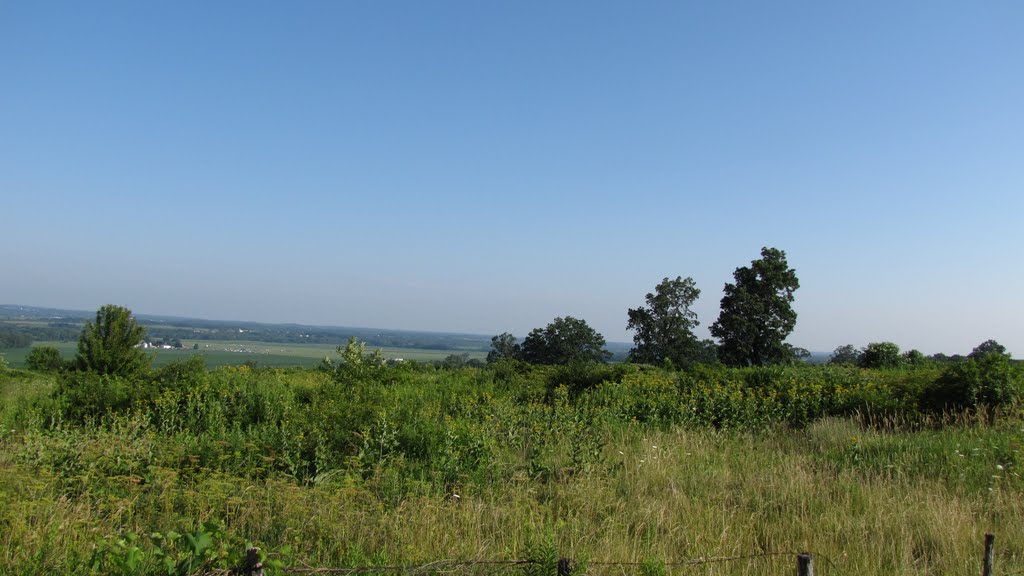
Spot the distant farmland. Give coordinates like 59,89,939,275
2,339,487,369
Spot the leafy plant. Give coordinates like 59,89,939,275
923,353,1022,420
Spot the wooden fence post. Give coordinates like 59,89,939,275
797,553,814,576
983,533,995,576
241,547,264,576
558,558,572,576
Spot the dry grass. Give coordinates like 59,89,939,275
8,419,1018,575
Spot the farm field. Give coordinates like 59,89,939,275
0,358,1022,575
1,340,487,369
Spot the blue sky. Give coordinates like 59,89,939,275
2,1,1021,356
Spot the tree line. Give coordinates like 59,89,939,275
12,246,1012,378
489,247,803,368
486,246,1014,371
7,274,1018,421
828,339,1009,368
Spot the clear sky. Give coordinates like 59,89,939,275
2,1,1021,356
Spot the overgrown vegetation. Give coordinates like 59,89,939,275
1,331,1022,574
2,292,1020,575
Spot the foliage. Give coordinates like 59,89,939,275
0,327,33,349
922,352,1022,417
829,344,861,366
902,349,927,366
3,359,1024,575
547,361,633,398
859,342,903,369
487,332,521,363
522,525,560,576
53,371,145,423
26,346,66,372
74,304,151,377
520,317,611,365
929,352,966,364
87,521,249,576
320,337,386,381
710,247,800,367
627,276,704,367
787,345,811,362
152,354,210,391
970,339,1008,359
436,353,485,369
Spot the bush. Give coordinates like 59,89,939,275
547,361,632,398
152,354,209,392
54,371,145,423
859,342,902,369
25,346,66,372
921,353,1021,419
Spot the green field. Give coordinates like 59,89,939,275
1,340,486,369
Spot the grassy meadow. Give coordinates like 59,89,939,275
0,355,1021,575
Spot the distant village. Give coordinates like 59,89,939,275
139,339,189,350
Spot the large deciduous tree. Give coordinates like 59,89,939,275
970,339,1008,359
487,332,522,363
859,342,902,368
710,247,800,366
627,276,703,367
520,316,611,365
828,344,862,366
74,304,151,377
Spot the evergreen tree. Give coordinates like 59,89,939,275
74,304,150,377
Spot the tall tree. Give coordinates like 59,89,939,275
710,247,800,366
627,276,703,367
828,344,862,366
520,316,611,365
902,349,926,366
74,304,151,377
487,332,522,363
970,339,1008,359
859,342,902,368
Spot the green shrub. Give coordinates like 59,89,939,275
25,346,67,372
859,342,903,369
547,362,632,398
922,353,1021,419
152,354,209,391
54,371,148,423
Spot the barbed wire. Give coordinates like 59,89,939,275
588,550,798,567
197,546,911,576
280,560,538,576
205,550,843,576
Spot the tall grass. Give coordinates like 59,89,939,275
0,360,1021,574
